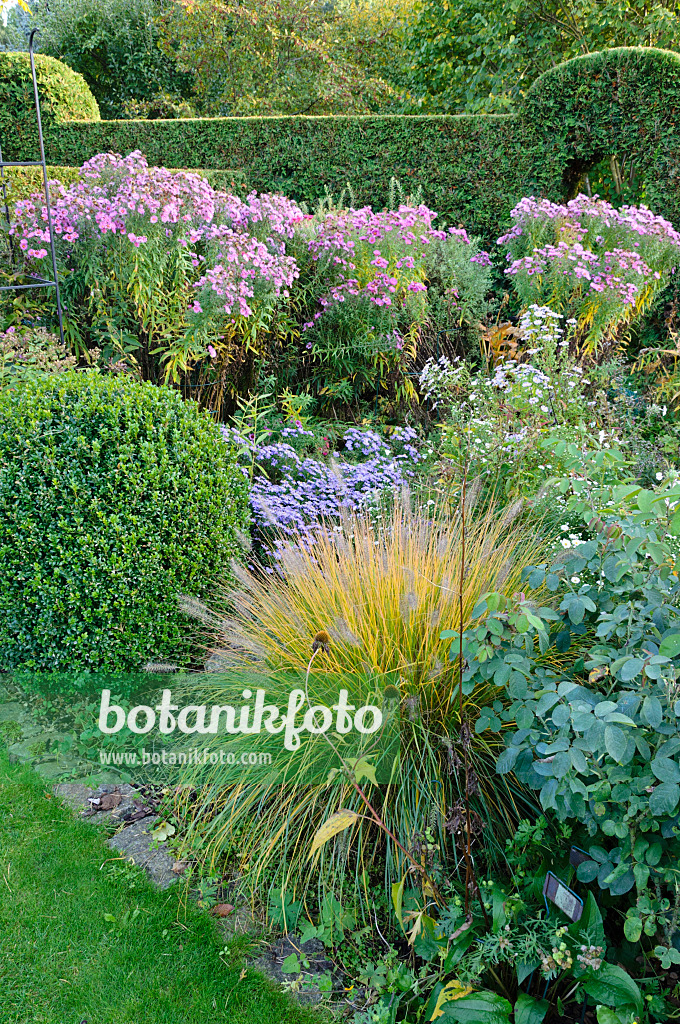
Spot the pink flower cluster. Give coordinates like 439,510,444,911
301,204,461,330
499,193,680,315
506,240,658,304
498,194,680,247
9,150,305,321
307,204,449,261
11,151,220,248
193,224,299,318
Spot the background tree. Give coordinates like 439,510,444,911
405,0,680,114
157,0,409,115
16,0,192,119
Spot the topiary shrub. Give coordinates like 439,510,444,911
0,51,99,161
521,47,680,222
0,373,249,672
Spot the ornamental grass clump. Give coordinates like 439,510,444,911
499,194,680,351
172,500,546,908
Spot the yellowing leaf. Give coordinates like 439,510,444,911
392,876,405,930
150,821,176,842
308,809,360,860
430,979,474,1020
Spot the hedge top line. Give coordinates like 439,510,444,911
1,46,678,237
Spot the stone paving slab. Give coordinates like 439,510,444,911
53,782,95,811
108,818,177,889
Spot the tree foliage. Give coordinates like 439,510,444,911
157,0,410,115
26,0,192,119
406,0,680,113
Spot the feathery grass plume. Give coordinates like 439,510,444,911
331,618,363,647
170,499,547,913
177,594,218,626
143,661,179,673
464,475,483,514
500,498,525,529
234,528,252,553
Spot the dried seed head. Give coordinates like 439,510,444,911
312,630,331,654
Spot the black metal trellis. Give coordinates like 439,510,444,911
0,28,65,345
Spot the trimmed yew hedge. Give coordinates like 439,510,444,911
1,46,679,235
36,113,542,237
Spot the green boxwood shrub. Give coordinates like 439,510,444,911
0,374,249,672
0,51,99,162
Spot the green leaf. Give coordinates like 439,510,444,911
281,952,301,974
535,692,560,715
496,746,519,774
619,658,643,681
636,490,655,513
604,725,627,763
567,598,586,624
660,633,680,657
392,877,405,931
649,782,680,817
582,964,642,1013
651,757,680,783
514,994,548,1024
623,915,643,943
439,990,512,1023
641,695,663,729
576,860,599,883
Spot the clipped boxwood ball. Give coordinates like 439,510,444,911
0,51,99,162
0,374,249,671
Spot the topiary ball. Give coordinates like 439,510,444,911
0,373,249,672
0,51,99,162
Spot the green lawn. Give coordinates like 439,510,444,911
0,750,326,1024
